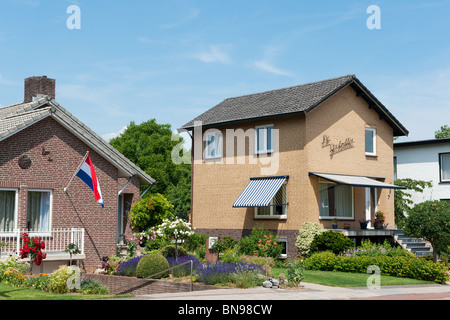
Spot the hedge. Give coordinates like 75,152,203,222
304,251,449,284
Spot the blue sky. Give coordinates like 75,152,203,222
0,0,449,143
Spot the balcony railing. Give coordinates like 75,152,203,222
0,228,85,257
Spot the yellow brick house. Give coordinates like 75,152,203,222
181,75,408,257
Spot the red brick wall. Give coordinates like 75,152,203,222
0,117,141,272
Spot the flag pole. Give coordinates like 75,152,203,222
64,151,89,193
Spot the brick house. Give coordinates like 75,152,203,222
181,75,408,257
0,76,155,273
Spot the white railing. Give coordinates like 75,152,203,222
0,228,85,257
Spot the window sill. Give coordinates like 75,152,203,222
365,153,377,157
319,217,354,221
254,215,287,220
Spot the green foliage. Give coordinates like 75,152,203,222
211,236,237,255
286,258,305,286
304,252,449,284
109,119,191,215
295,222,325,257
48,265,76,293
394,178,432,228
135,254,170,279
129,193,174,230
344,239,413,258
237,227,283,259
435,125,450,139
310,231,354,255
159,245,187,258
79,279,109,295
404,200,450,262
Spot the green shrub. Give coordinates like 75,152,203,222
0,256,29,283
159,244,187,258
48,265,77,293
304,252,450,284
295,222,324,257
286,258,305,286
310,231,354,255
135,254,170,279
79,279,109,294
237,227,283,258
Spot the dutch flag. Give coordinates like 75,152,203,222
76,155,104,208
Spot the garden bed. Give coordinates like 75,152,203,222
82,273,229,296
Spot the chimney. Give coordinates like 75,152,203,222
24,76,56,103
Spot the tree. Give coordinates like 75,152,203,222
403,200,450,262
394,178,432,229
435,125,450,139
129,193,174,231
109,119,191,216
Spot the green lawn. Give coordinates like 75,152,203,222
0,283,132,300
270,268,436,287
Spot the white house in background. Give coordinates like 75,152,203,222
394,138,450,205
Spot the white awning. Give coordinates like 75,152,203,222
309,172,405,189
233,176,288,207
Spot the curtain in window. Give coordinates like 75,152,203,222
334,185,353,217
319,183,352,217
441,154,450,181
27,191,50,232
0,191,15,232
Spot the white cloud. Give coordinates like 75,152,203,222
101,126,127,142
253,60,292,77
194,45,232,64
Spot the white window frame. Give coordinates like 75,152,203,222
0,188,19,235
440,153,450,182
318,181,354,220
254,183,287,219
27,189,53,236
204,131,223,159
365,128,377,156
255,124,274,154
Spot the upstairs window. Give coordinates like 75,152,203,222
255,125,274,154
365,128,376,156
205,131,222,159
440,153,450,182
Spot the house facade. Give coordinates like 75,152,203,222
0,76,155,273
394,138,450,204
182,75,408,257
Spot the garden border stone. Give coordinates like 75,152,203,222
82,273,229,296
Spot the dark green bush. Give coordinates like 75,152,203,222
135,254,170,279
159,244,187,258
304,252,449,284
310,231,354,255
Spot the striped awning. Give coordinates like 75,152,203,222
233,176,288,208
309,172,406,189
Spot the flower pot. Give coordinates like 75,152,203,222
359,223,368,230
332,224,338,229
374,221,383,229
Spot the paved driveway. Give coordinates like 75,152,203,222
123,282,450,300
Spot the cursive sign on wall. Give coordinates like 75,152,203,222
322,135,354,159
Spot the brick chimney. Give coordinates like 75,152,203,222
24,76,56,103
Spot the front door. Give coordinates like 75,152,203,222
365,188,377,229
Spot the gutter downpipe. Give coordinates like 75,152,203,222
117,176,134,245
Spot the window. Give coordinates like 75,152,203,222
393,156,397,180
255,183,287,218
205,131,222,159
0,189,18,233
319,182,353,218
365,128,376,156
440,153,450,182
27,190,52,232
255,125,274,154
